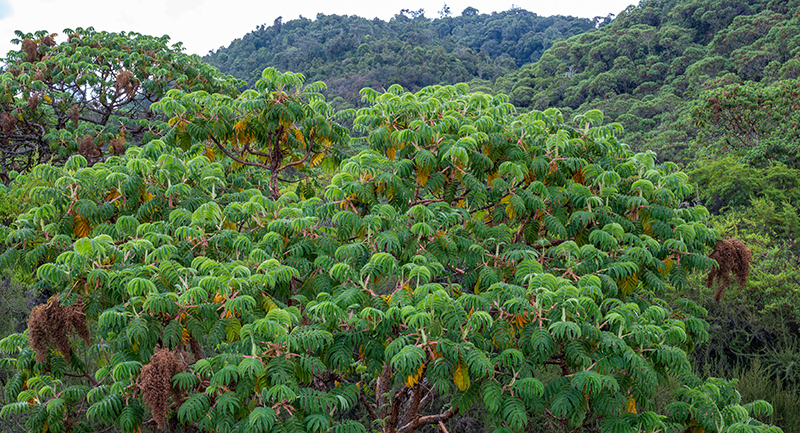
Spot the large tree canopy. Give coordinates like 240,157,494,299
0,80,781,433
0,28,242,181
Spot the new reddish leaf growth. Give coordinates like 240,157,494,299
707,237,752,302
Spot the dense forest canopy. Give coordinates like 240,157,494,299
494,0,800,160
203,9,603,108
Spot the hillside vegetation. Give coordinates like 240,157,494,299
494,0,800,160
203,9,601,108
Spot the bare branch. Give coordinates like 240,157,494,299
396,407,459,433
210,136,270,170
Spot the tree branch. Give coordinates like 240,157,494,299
396,407,459,433
387,387,408,433
210,136,270,170
359,392,378,423
276,149,313,172
63,372,99,387
376,363,392,418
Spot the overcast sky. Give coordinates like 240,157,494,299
0,0,635,59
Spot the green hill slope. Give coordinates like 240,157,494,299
494,0,800,161
203,9,601,107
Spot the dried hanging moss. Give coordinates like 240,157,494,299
27,297,90,363
140,347,185,429
707,237,752,302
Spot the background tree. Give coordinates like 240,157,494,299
693,79,800,168
493,0,800,161
0,28,242,181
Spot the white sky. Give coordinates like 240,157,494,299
0,0,635,59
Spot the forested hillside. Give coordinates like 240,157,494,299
494,0,800,160
203,9,602,107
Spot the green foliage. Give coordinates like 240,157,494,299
694,79,800,167
730,360,800,432
666,377,778,433
0,75,781,433
690,157,800,214
151,67,349,198
674,195,800,432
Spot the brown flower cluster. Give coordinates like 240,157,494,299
27,297,90,363
1,111,17,135
67,104,80,128
109,137,126,156
22,38,38,63
26,94,40,112
115,71,138,97
707,237,752,302
140,348,185,429
78,134,100,158
41,34,56,47
189,338,203,361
